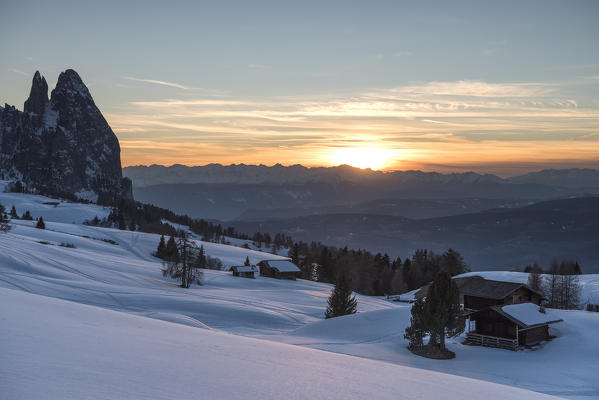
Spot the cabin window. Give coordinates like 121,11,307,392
468,319,476,332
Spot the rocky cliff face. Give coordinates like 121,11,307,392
0,70,132,204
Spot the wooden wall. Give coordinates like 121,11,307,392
520,326,548,346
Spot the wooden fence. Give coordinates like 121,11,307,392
466,332,518,351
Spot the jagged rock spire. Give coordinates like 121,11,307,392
53,69,90,97
1,68,133,205
23,71,48,115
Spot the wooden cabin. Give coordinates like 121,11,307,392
257,260,300,280
410,275,558,351
413,276,545,310
458,277,545,311
467,303,562,350
230,265,258,278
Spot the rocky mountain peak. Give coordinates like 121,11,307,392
0,69,133,205
53,69,90,97
23,70,48,115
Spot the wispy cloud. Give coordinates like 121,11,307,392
10,68,30,76
122,76,191,89
386,80,555,98
107,78,599,172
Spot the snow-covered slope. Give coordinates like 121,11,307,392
0,288,557,400
272,305,599,399
0,218,381,334
1,191,598,398
0,181,111,224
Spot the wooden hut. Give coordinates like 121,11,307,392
458,277,545,311
467,303,562,350
413,276,544,310
230,265,258,278
409,275,559,351
257,260,300,280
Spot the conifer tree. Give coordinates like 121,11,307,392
244,256,251,266
36,216,46,229
439,248,468,276
0,204,10,233
423,271,464,351
290,243,300,265
325,269,358,319
197,245,207,269
318,247,335,283
10,206,18,219
22,210,33,220
404,298,426,349
165,235,178,262
155,235,166,259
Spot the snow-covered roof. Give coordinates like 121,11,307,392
232,266,258,273
493,303,563,328
264,260,300,272
459,277,544,299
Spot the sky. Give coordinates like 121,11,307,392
1,0,598,176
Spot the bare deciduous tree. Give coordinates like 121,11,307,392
162,231,204,288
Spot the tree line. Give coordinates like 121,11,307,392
525,259,583,310
290,243,469,296
87,199,256,243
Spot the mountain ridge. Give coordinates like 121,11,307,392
124,163,599,187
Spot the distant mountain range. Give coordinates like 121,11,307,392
125,163,599,189
124,164,599,220
124,165,599,271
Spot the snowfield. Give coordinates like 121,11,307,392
1,189,598,399
0,288,557,400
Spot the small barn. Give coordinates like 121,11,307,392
467,303,562,350
257,260,300,280
230,265,258,278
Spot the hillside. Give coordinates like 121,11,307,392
1,190,598,398
231,197,599,272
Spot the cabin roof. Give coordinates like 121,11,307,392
490,303,563,329
231,265,258,273
263,260,300,272
458,277,544,300
414,276,544,301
